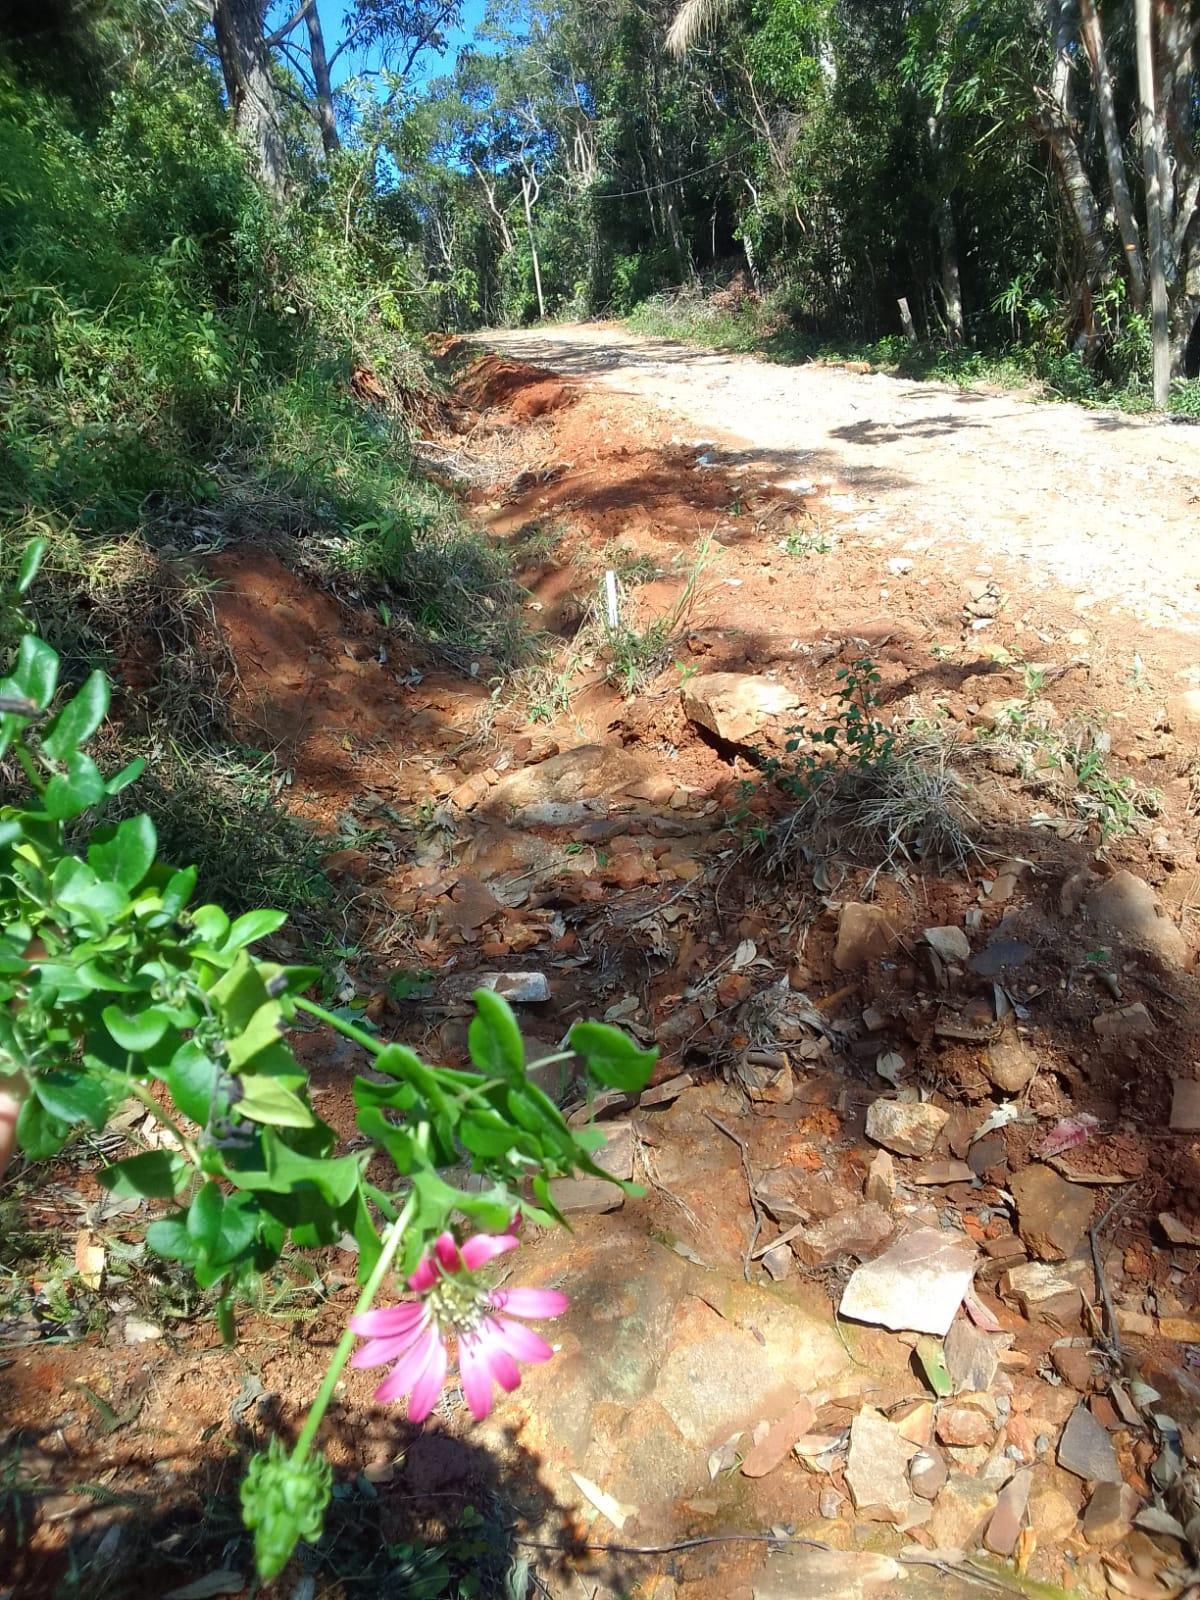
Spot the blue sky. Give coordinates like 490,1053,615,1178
268,0,491,91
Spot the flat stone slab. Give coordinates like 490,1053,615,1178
840,1228,977,1335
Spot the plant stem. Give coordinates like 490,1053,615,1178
294,996,383,1059
292,1189,417,1464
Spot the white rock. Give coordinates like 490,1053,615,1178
924,926,971,962
840,1227,977,1336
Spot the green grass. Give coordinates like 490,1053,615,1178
628,292,1200,417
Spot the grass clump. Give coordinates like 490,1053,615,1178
753,658,978,879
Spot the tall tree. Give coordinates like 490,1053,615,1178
212,0,290,197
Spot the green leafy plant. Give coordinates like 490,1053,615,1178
0,543,656,1581
777,656,896,795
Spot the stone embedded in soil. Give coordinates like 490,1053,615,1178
791,1202,894,1268
845,1405,917,1522
1083,869,1190,969
478,970,550,1003
1082,1481,1141,1546
1051,1342,1097,1392
912,1159,974,1185
834,903,900,972
936,1406,994,1447
839,1227,976,1336
928,1472,998,1549
1029,1484,1079,1543
680,671,803,744
1170,1079,1200,1132
546,1173,625,1214
1092,1002,1157,1042
924,925,971,962
983,1467,1033,1557
944,1317,1005,1393
482,743,653,818
910,1447,949,1500
1001,1260,1084,1322
865,1098,949,1157
864,1150,896,1208
740,1397,815,1478
1165,691,1200,743
753,1548,901,1600
1058,1403,1122,1483
984,1024,1036,1093
1010,1164,1094,1261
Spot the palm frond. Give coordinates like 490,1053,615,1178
665,0,736,55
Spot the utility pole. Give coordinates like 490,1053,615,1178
1135,0,1170,406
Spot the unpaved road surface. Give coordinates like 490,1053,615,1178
481,322,1200,642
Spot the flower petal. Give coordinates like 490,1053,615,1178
479,1334,522,1393
459,1334,496,1421
352,1314,431,1370
459,1232,520,1272
491,1316,554,1365
407,1232,458,1292
374,1325,440,1404
488,1287,568,1320
407,1330,448,1422
350,1301,427,1340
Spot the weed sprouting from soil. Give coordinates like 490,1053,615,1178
593,539,709,696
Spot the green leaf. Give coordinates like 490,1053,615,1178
104,757,144,796
237,1075,315,1129
188,1181,224,1256
17,537,47,596
468,989,525,1080
12,633,58,710
103,1004,171,1053
41,670,109,761
88,814,156,890
44,753,105,820
160,865,198,918
161,1042,221,1126
460,1115,527,1159
914,1335,953,1398
16,1094,70,1158
100,1149,190,1199
146,1216,200,1264
567,1021,658,1093
221,909,287,954
34,1069,111,1128
225,1000,286,1071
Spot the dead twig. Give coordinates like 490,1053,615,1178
705,1114,763,1281
1091,1188,1134,1360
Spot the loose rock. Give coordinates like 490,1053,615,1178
1002,1260,1084,1322
865,1099,949,1158
1082,1481,1141,1546
840,1227,976,1336
478,971,550,1003
1084,870,1189,969
944,1318,1005,1393
1092,1002,1156,1042
983,1467,1033,1557
1170,1079,1200,1133
791,1203,894,1268
845,1406,916,1523
864,1150,896,1208
924,925,971,962
834,903,900,972
984,1024,1037,1093
1058,1403,1122,1483
909,1448,948,1500
928,1472,998,1549
681,672,803,744
936,1406,993,1447
1010,1164,1094,1261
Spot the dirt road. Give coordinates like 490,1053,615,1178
480,322,1200,642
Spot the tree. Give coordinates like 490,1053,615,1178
212,0,290,197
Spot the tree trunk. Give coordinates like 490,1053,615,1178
521,173,546,320
927,106,964,342
1040,0,1109,343
1136,0,1171,403
304,0,340,158
213,0,289,201
1078,0,1147,308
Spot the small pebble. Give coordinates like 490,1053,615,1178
1035,1434,1051,1455
819,1488,843,1519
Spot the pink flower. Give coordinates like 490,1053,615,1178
349,1230,568,1422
